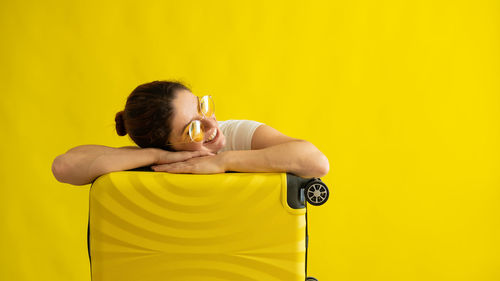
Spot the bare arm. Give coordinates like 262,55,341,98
52,145,213,186
221,140,329,178
222,124,329,178
151,125,330,178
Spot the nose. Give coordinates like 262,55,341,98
201,116,217,134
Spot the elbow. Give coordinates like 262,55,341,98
314,154,330,178
306,141,330,178
297,152,330,179
52,155,95,186
52,155,68,183
295,141,330,178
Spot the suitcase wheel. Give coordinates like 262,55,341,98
305,179,329,206
306,277,319,281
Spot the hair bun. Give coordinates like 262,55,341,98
115,111,127,136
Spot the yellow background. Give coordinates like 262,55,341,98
1,0,499,280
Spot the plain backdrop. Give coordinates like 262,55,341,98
1,0,499,280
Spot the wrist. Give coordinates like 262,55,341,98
218,151,232,172
146,148,161,165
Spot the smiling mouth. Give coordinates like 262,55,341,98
204,129,218,144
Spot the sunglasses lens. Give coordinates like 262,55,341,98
199,96,215,117
188,120,204,142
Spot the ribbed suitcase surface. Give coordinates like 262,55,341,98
89,172,307,281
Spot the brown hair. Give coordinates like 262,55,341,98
115,80,190,151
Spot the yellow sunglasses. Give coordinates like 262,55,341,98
167,95,215,145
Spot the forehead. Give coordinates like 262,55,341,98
174,89,196,106
172,89,198,133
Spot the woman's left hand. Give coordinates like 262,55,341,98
150,153,226,174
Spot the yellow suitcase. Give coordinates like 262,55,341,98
88,171,329,281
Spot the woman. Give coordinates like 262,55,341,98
52,80,329,185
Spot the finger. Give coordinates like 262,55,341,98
152,163,193,173
159,151,199,164
158,150,214,164
174,151,200,162
151,163,172,172
193,151,215,157
175,150,213,160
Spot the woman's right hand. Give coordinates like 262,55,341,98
152,149,215,165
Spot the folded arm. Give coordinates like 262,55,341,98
223,124,329,178
222,139,329,178
52,145,213,185
152,125,330,178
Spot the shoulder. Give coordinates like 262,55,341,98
217,119,265,151
217,119,262,125
251,123,301,150
217,119,264,131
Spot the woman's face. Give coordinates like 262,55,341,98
168,89,226,153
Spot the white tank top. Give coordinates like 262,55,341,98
216,119,264,153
